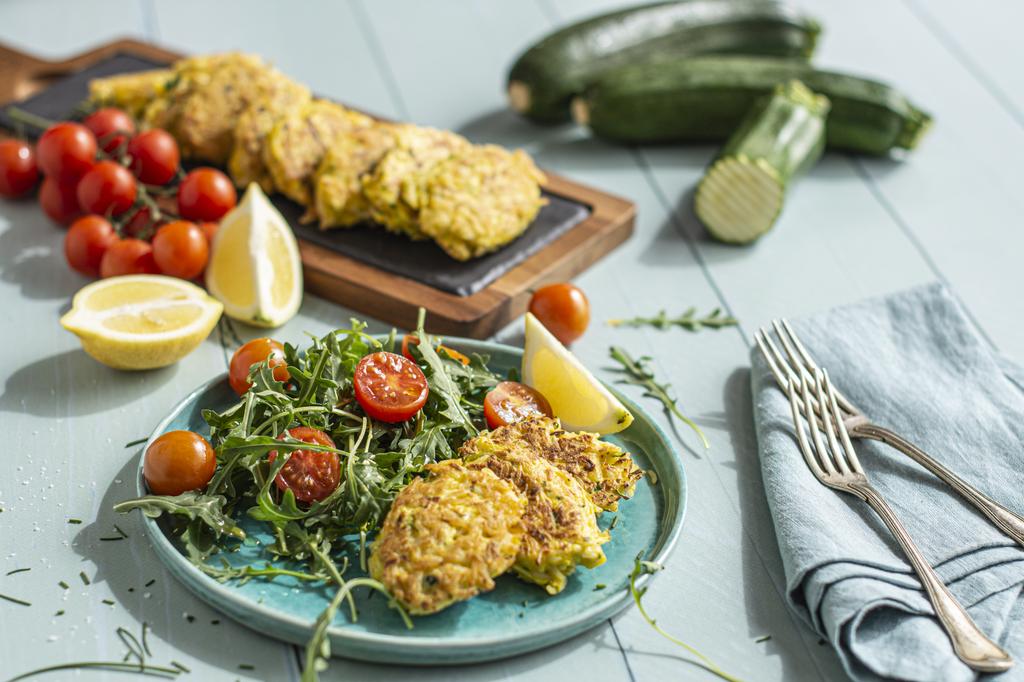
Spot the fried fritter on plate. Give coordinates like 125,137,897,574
89,69,175,118
462,416,642,512
361,125,470,238
313,122,400,229
368,460,526,615
417,145,546,261
228,80,311,190
264,99,374,206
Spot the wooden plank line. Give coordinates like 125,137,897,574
138,0,160,42
607,618,638,682
351,0,410,120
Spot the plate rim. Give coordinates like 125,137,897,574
134,337,687,662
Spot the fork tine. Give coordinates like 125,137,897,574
755,328,795,390
824,369,863,474
780,319,857,415
787,376,827,480
771,319,811,385
800,371,837,475
816,369,852,476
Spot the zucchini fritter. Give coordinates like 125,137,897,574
88,69,175,119
228,80,311,190
368,460,526,615
314,122,400,229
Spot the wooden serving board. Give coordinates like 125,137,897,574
0,38,635,338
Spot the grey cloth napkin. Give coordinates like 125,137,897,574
750,283,1024,681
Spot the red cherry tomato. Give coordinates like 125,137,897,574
144,430,217,496
122,205,156,238
65,215,117,277
152,220,209,279
483,381,554,430
38,176,82,225
0,139,39,198
400,334,471,366
127,129,180,185
76,160,137,215
99,238,159,278
83,108,135,154
36,122,96,181
199,221,218,244
528,283,590,346
177,168,236,221
353,351,429,423
268,427,339,504
228,338,290,395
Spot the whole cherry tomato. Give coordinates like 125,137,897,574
83,108,135,154
99,238,159,278
65,215,117,277
483,381,553,430
228,338,290,395
353,351,429,423
152,220,209,279
144,430,217,496
528,283,590,346
177,168,236,221
199,221,218,244
127,129,179,185
76,160,137,215
400,334,471,366
36,122,96,181
38,176,82,225
0,139,39,198
268,427,339,503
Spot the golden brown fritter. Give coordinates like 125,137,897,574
264,99,374,206
368,460,526,615
465,449,608,595
417,145,546,261
89,69,175,118
361,125,470,238
228,80,311,190
313,122,400,229
461,416,642,512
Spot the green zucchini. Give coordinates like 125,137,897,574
695,80,829,243
507,0,821,124
572,56,933,154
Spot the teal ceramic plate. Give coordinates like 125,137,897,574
135,338,686,665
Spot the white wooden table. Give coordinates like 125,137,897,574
2,1,1021,680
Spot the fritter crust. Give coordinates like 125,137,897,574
368,460,526,615
228,80,311,190
89,69,175,119
313,122,400,229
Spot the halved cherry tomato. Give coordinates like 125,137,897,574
400,334,470,366
152,220,208,279
228,337,290,395
268,427,339,503
36,122,96,181
178,167,236,221
38,176,82,225
127,129,179,185
353,351,429,423
144,430,216,496
0,139,39,198
65,215,117,277
76,160,137,215
99,238,159,278
483,381,553,430
528,283,590,346
83,108,135,154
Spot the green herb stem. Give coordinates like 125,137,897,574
608,307,738,332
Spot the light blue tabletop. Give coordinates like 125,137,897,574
1,1,1021,680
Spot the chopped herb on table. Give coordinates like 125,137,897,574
608,307,737,332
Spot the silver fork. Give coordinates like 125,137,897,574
789,368,1013,672
756,319,1024,548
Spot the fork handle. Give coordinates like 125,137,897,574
855,423,1024,547
850,482,1013,672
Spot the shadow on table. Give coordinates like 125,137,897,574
0,206,83,301
0,348,179,417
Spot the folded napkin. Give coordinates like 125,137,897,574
750,283,1024,681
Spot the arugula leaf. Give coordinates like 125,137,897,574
113,492,244,540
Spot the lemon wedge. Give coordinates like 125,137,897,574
522,312,633,434
205,183,302,327
60,275,222,370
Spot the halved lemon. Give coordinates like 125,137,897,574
205,183,302,327
60,275,222,370
522,312,633,434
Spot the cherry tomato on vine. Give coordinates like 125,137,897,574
0,139,39,198
144,430,217,496
400,334,470,366
483,381,553,430
83,108,135,154
152,220,208,279
122,205,157,238
528,283,590,346
36,122,96,181
127,129,179,185
268,427,339,503
38,176,82,225
353,351,429,423
199,221,218,244
177,167,236,221
65,215,117,277
76,160,137,215
99,238,159,278
228,337,290,396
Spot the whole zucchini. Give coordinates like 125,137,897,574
572,56,933,154
507,0,821,124
695,80,829,243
